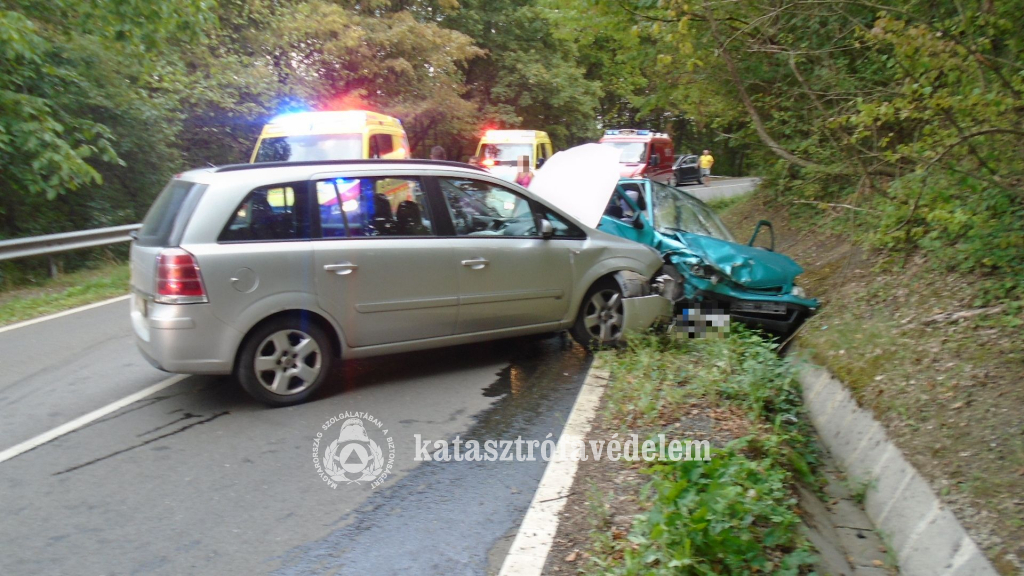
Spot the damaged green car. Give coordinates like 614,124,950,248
598,178,818,335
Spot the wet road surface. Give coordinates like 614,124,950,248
0,300,592,575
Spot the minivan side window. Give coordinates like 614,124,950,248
439,178,539,237
316,180,348,238
219,182,309,242
138,180,202,247
320,176,434,238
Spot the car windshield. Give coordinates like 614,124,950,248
480,143,532,166
254,134,362,163
649,181,735,242
601,142,647,163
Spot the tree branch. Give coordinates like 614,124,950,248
703,1,819,169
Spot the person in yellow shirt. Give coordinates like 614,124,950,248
698,150,714,184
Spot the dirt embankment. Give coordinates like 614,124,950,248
721,194,1024,574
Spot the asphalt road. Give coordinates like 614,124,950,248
679,176,760,202
0,299,591,575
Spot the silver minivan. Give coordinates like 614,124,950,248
131,160,669,405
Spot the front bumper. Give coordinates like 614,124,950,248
623,294,673,333
131,293,241,375
690,290,814,334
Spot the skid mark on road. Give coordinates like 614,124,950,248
53,411,229,476
135,412,202,437
0,375,189,465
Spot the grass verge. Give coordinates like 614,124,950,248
0,261,129,327
581,330,820,574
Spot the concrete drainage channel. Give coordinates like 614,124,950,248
798,364,998,576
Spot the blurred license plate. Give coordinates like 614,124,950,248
135,294,148,317
669,306,730,339
732,301,787,315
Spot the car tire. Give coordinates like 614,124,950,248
570,278,626,349
696,176,704,185
237,316,334,407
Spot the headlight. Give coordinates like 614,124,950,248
688,264,722,284
689,264,712,278
791,285,806,298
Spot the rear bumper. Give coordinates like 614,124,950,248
131,294,241,375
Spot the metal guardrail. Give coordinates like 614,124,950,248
0,224,142,262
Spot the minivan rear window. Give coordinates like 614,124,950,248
137,180,204,247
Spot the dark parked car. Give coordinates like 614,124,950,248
671,154,703,186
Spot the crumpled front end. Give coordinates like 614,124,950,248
654,232,819,335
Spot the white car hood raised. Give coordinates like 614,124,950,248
528,143,620,228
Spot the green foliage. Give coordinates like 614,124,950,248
0,0,605,263
870,170,1024,300
590,331,820,574
564,0,1024,300
0,10,119,201
592,445,817,575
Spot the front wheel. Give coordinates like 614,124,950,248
570,279,625,349
237,317,334,406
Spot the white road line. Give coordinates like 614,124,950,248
0,294,130,335
0,374,189,465
499,367,610,575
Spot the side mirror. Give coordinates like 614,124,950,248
748,220,775,251
630,212,645,230
535,157,545,169
648,154,659,167
539,218,554,239
128,230,139,241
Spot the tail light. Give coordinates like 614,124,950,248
481,158,495,167
155,248,208,304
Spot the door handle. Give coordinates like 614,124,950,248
461,258,489,270
324,262,358,275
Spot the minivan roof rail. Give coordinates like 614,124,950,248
213,159,488,174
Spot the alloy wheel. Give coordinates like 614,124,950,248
253,329,322,395
583,289,624,343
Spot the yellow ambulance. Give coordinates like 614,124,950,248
250,110,410,163
474,130,554,183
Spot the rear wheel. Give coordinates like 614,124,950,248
237,317,334,406
697,175,704,185
570,279,625,349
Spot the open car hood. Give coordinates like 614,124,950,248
528,143,621,228
670,232,805,289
